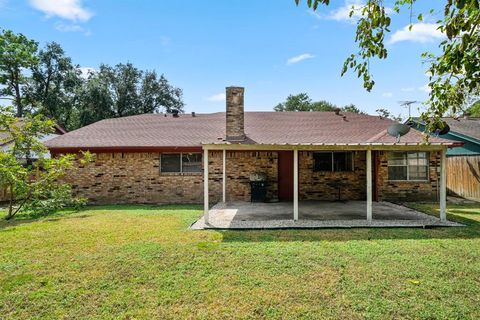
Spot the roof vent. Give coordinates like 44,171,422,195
171,109,180,118
192,112,196,117
334,108,341,115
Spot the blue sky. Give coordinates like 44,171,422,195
1,0,446,118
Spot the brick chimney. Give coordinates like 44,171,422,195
226,86,245,141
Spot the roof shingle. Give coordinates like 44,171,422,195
45,112,456,150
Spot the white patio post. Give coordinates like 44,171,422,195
222,149,226,203
293,149,299,221
440,147,447,221
204,148,209,223
366,149,372,223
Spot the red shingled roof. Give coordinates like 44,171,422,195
45,112,457,151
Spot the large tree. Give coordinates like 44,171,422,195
140,71,184,114
74,73,114,128
1,29,185,129
94,63,184,118
26,42,82,129
274,93,313,111
99,63,142,117
0,29,38,117
274,93,364,113
297,0,480,133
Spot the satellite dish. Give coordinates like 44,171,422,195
433,121,450,136
387,123,411,142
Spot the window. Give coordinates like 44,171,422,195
313,152,353,172
388,152,428,181
181,153,202,172
313,153,332,171
160,153,202,173
161,154,181,172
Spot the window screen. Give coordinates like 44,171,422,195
161,154,181,172
333,152,353,171
314,153,333,171
314,152,353,172
182,153,202,172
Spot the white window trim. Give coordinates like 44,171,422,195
387,152,429,182
313,151,355,172
160,152,202,174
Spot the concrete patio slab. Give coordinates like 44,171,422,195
190,201,462,229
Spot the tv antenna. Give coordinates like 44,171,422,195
387,123,411,143
398,101,420,119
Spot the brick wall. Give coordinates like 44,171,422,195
63,149,440,204
210,151,278,202
377,151,440,202
65,152,205,204
64,151,277,204
299,151,366,201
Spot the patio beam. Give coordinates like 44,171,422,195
366,149,372,223
440,148,447,221
293,149,299,221
203,144,448,152
222,149,226,203
204,148,209,224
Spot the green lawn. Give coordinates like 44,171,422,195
1,203,480,319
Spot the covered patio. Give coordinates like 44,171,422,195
191,201,461,229
198,143,454,229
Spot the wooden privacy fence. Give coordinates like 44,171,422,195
447,155,480,201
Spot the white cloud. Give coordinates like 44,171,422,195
207,93,226,102
382,92,393,98
389,23,444,44
310,1,392,24
401,87,415,92
55,22,91,36
30,0,93,22
329,0,365,22
286,53,315,65
419,84,432,93
78,67,96,79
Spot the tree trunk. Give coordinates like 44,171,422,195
13,73,23,117
6,185,15,220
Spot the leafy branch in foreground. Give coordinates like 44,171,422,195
296,0,480,134
0,107,92,220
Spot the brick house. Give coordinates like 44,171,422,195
45,87,460,223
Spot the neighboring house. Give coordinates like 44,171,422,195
410,117,480,201
0,120,67,202
0,120,67,158
45,87,460,222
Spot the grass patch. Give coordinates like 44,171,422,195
1,203,479,319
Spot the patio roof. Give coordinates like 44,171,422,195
202,148,450,226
